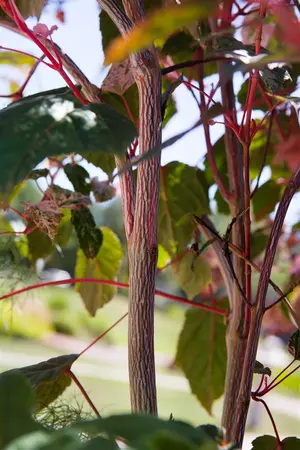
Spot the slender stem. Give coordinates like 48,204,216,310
252,397,282,447
194,215,300,329
258,364,300,396
253,374,266,395
65,369,100,417
197,49,232,202
0,18,101,103
79,313,129,356
156,249,189,274
264,359,295,391
258,82,286,140
233,168,300,445
121,94,136,124
0,277,228,315
217,50,247,449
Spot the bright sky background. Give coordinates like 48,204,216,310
0,0,299,226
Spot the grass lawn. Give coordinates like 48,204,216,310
0,287,300,438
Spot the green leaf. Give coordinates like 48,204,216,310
157,245,170,269
159,162,210,255
162,77,178,126
249,125,290,180
75,414,217,449
212,36,292,93
0,52,35,68
196,425,224,445
214,189,229,215
254,360,271,377
0,86,137,194
105,2,212,64
145,431,201,450
0,373,43,448
252,180,282,221
237,79,267,112
27,226,54,262
281,438,300,449
27,169,50,181
161,31,196,77
102,84,139,124
172,252,211,299
293,221,300,232
288,330,300,360
71,207,103,259
203,137,228,187
64,164,91,195
251,436,300,450
2,354,79,412
81,152,116,179
4,430,79,450
251,435,277,450
5,430,119,450
55,210,73,249
27,210,73,262
176,307,227,414
251,229,269,259
0,0,45,19
75,227,123,315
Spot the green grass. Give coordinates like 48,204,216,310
0,287,185,357
1,287,300,437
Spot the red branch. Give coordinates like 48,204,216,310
79,312,128,356
0,277,228,316
64,368,100,417
0,0,87,103
257,363,300,396
252,396,282,448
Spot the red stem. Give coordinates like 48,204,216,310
258,83,286,140
64,368,100,417
0,46,52,68
121,94,136,124
0,277,228,316
252,396,282,448
258,364,300,396
253,374,266,395
156,249,189,274
264,358,295,391
79,312,128,356
2,0,87,104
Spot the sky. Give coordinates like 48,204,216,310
0,0,299,226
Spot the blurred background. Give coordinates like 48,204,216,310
0,0,300,447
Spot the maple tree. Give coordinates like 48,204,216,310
0,0,300,449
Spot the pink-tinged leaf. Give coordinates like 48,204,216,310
242,9,275,47
101,59,135,96
273,133,300,174
33,23,58,38
270,2,300,51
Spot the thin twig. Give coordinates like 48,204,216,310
194,214,300,324
65,369,100,417
251,111,274,199
0,276,228,316
252,397,282,447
